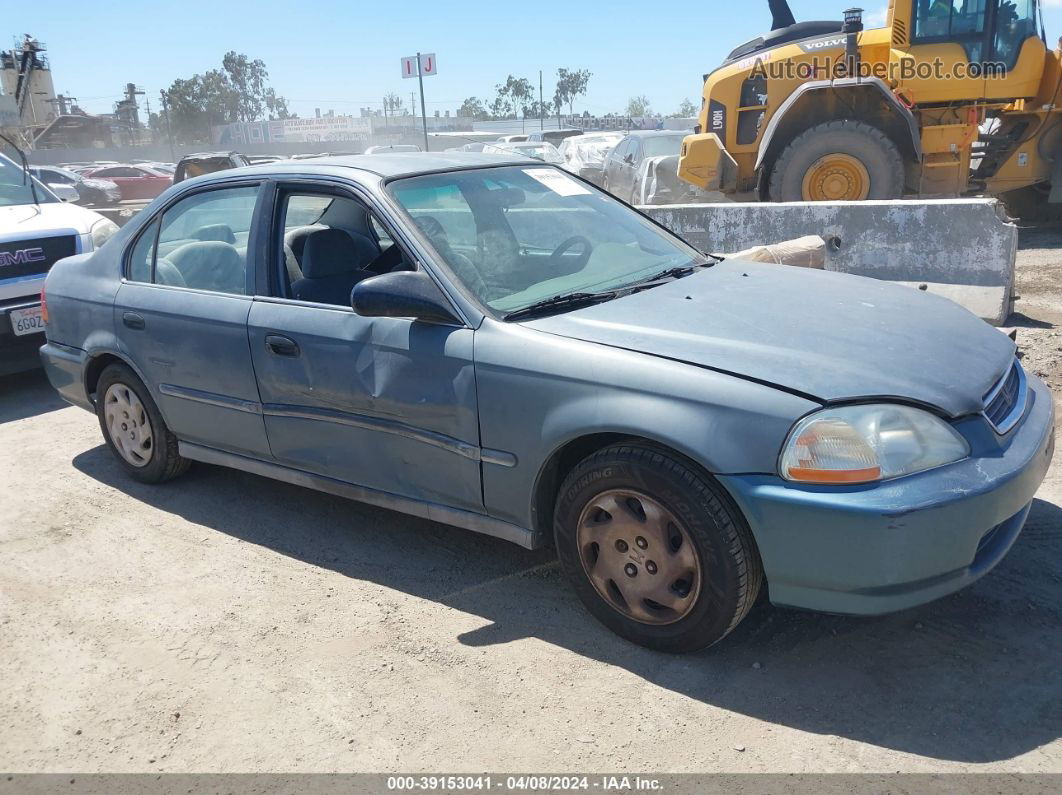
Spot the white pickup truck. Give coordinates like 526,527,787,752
1,152,118,376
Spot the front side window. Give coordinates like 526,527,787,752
914,0,987,39
389,166,703,315
993,0,1037,67
127,185,258,294
275,191,412,305
96,167,140,178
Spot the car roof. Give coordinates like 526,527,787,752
624,130,687,138
224,151,536,180
179,151,241,160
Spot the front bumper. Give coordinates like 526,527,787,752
718,372,1056,615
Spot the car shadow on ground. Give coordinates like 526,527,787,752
1018,224,1062,249
0,368,68,423
1007,311,1055,330
73,444,1062,764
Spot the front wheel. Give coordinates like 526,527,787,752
554,443,763,652
767,119,905,202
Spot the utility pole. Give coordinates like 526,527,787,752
539,70,544,130
160,89,176,162
416,52,429,152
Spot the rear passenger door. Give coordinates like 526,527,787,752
114,182,271,458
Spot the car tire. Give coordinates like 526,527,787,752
767,120,905,202
554,442,763,653
96,362,189,484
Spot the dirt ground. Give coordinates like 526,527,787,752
1,227,1061,774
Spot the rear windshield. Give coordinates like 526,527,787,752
641,136,685,158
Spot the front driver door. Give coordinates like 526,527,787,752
246,183,483,512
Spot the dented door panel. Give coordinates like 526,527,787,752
247,299,482,511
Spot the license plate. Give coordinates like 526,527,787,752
9,306,44,337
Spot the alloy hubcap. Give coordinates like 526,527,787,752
802,153,871,201
103,383,154,467
576,489,701,625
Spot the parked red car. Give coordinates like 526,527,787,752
82,164,172,201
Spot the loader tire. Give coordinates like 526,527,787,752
768,120,905,202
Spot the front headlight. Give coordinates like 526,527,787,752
779,404,970,484
90,218,120,249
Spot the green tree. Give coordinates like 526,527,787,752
526,99,552,119
553,68,592,121
502,76,534,118
383,92,404,117
458,97,487,119
493,75,532,119
161,52,290,143
626,95,652,117
673,98,698,118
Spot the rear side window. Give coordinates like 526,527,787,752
126,185,258,294
96,167,140,177
127,218,159,283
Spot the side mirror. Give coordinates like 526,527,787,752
623,154,635,164
351,270,462,325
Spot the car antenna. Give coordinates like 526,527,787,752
1,132,41,209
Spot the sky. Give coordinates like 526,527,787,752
9,1,1062,120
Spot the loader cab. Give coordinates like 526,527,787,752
893,0,1046,101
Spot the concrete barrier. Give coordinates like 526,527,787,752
642,198,1017,325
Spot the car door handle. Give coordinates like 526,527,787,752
122,312,145,330
264,334,300,357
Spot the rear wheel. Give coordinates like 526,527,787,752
768,120,905,202
96,362,188,484
554,443,763,652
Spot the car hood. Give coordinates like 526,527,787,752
0,201,105,237
524,260,1015,417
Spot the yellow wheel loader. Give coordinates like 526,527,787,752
677,1,1062,218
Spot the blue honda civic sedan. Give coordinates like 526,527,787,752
40,153,1055,651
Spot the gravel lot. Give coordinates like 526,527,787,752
1,227,1060,774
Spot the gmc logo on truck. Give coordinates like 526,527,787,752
0,247,46,267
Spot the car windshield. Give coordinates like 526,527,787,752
0,154,58,207
388,165,703,315
641,135,685,158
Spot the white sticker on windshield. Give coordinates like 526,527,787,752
523,168,591,196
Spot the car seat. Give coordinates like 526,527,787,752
290,228,379,305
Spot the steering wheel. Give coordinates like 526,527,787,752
549,235,593,269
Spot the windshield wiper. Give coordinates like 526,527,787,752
504,291,618,321
626,261,712,291
1,132,40,208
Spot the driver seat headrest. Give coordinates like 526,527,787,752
302,228,379,279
